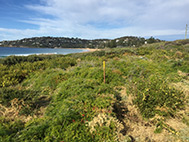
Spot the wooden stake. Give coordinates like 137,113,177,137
103,61,106,83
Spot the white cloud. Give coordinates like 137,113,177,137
1,0,189,40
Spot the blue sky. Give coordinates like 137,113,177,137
0,0,188,41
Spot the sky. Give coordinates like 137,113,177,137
0,0,189,41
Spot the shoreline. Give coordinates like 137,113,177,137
0,46,101,52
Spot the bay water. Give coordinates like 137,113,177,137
0,47,88,58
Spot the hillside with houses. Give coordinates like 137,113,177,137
0,36,161,49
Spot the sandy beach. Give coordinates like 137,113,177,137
67,48,102,53
83,48,102,52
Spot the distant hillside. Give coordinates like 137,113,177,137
0,36,161,49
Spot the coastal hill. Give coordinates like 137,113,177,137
0,39,188,141
0,36,161,48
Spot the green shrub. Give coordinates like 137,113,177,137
133,75,184,118
0,117,24,141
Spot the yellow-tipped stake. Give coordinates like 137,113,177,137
103,61,106,83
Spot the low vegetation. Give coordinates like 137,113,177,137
0,39,188,141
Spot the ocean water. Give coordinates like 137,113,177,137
0,47,88,57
